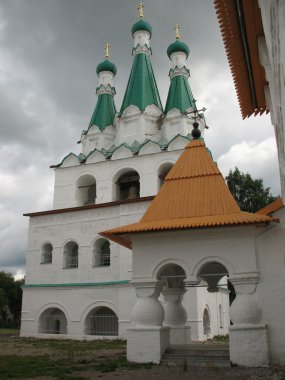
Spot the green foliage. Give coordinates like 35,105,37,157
0,338,153,379
226,167,277,213
209,335,229,343
30,338,126,351
0,271,24,324
0,328,20,334
0,289,8,317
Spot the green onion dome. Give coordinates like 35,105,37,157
96,59,117,76
167,40,190,59
131,19,152,37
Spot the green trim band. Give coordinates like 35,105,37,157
23,280,130,288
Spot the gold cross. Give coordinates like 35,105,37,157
104,42,111,59
138,2,145,19
174,24,180,40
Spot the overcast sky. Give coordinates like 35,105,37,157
0,0,280,278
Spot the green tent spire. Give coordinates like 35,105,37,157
88,44,117,131
119,12,162,115
120,53,162,115
89,92,116,130
165,32,196,115
164,75,196,114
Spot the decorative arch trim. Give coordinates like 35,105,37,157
152,258,191,280
35,302,71,322
191,256,234,278
81,301,118,322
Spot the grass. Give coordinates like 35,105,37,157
0,338,154,379
0,328,19,334
0,354,153,379
29,337,126,351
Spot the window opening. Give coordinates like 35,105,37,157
86,307,118,336
117,171,140,200
63,241,78,269
94,240,110,267
41,243,53,264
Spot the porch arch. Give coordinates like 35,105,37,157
38,307,68,335
191,256,234,279
152,258,190,282
84,306,119,336
156,263,186,289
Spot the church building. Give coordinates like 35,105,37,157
21,8,229,344
21,4,285,368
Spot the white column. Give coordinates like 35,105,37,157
229,277,269,367
162,288,191,345
127,281,170,363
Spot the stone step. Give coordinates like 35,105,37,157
161,344,231,368
166,343,229,351
161,358,231,368
165,349,229,357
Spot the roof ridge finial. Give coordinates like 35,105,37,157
104,42,111,60
138,2,145,19
174,24,180,40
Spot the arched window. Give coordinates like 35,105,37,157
85,307,118,336
93,239,111,267
76,174,96,206
203,307,211,336
41,243,53,264
158,163,173,189
63,241,78,269
39,308,67,334
116,170,140,201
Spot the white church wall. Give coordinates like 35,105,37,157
162,111,194,142
131,227,258,282
255,208,285,365
183,282,230,341
25,200,151,285
114,106,162,147
53,148,184,209
21,284,135,339
258,0,285,203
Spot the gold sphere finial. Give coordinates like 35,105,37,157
174,24,180,40
104,42,111,59
138,2,145,19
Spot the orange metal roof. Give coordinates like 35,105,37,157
256,198,284,215
101,139,273,248
214,0,268,119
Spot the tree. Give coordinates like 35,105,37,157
225,167,277,213
0,288,9,320
0,271,24,323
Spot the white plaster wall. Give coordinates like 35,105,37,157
194,284,229,340
170,51,187,70
258,0,285,203
131,227,258,281
114,105,162,146
162,111,193,141
255,208,285,365
21,285,135,339
53,148,184,209
25,201,151,285
133,30,150,49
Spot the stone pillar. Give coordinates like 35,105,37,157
229,278,269,367
162,288,191,345
127,281,170,363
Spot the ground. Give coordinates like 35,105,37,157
0,331,284,380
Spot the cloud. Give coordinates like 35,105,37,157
217,137,280,195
